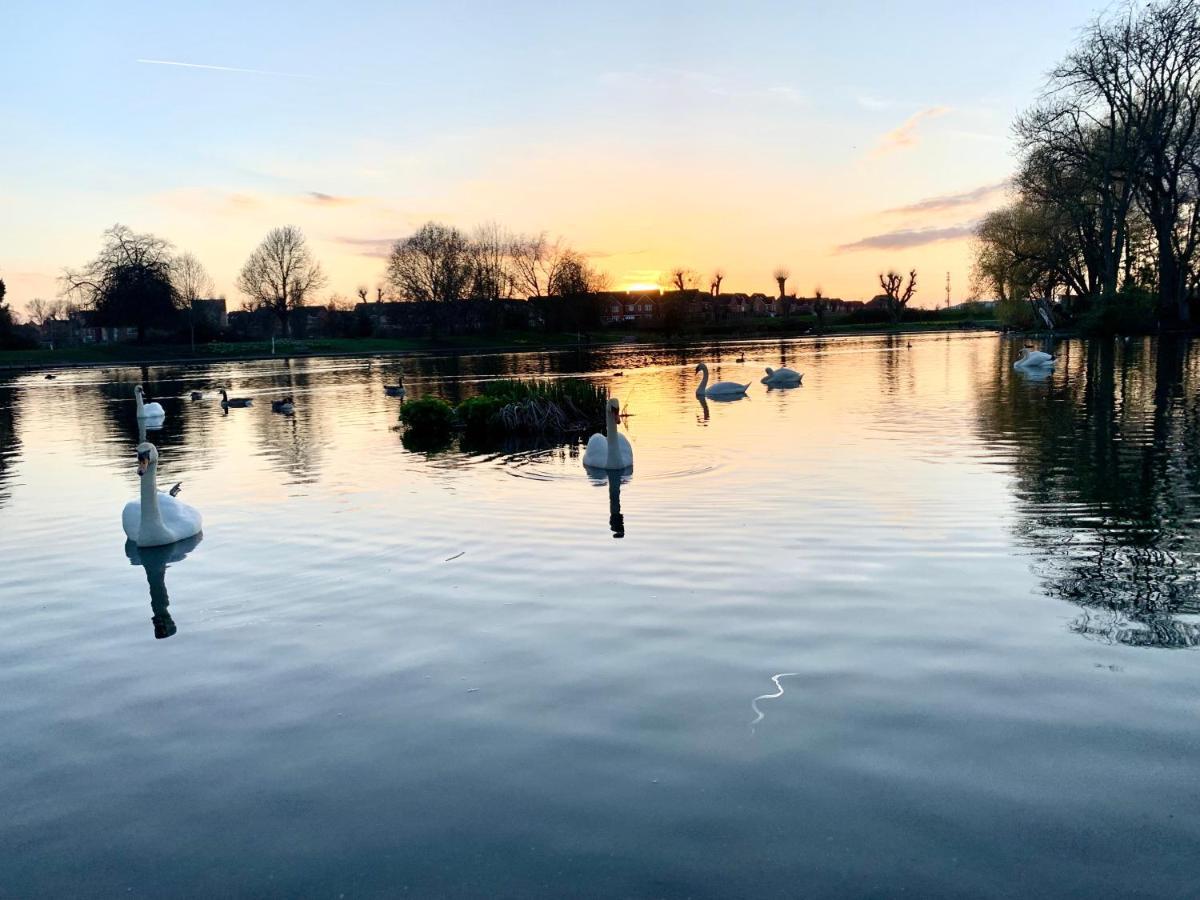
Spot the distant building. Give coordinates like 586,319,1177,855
68,310,137,344
191,297,228,328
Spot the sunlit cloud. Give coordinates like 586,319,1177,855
870,106,951,157
334,236,397,259
886,179,1010,215
837,221,978,253
305,192,357,207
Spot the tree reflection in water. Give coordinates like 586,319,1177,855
978,336,1200,648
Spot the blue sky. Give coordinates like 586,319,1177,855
1,0,1102,307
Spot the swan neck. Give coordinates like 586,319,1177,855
606,409,620,467
135,391,144,414
697,364,709,393
140,460,164,531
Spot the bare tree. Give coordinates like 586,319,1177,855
356,285,369,302
173,254,213,307
773,267,790,299
878,269,918,324
25,298,66,327
710,269,725,296
812,286,829,332
667,268,699,292
509,232,565,298
236,226,326,337
386,221,472,302
62,224,180,343
468,221,516,300
549,250,609,296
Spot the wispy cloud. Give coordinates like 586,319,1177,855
871,106,950,157
335,236,397,258
886,180,1010,215
304,192,357,207
582,247,649,259
837,221,978,253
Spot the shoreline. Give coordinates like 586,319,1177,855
1,320,1002,374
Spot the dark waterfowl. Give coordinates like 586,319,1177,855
220,389,252,408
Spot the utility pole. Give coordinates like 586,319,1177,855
945,272,951,309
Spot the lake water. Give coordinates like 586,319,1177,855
1,332,1198,897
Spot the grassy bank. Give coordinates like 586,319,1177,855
0,319,1001,371
0,331,624,370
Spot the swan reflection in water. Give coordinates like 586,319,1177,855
585,466,632,538
124,533,203,639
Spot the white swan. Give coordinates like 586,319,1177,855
134,385,165,420
761,366,803,387
122,442,203,547
582,398,633,469
695,362,749,398
1013,347,1056,370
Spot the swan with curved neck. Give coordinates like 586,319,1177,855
761,366,803,387
1013,347,1056,370
134,385,165,420
122,442,203,547
695,362,750,398
582,398,634,470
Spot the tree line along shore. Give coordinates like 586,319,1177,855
0,217,991,360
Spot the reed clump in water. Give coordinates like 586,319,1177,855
475,379,608,435
401,379,608,440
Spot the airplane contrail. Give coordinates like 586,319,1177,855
135,58,401,88
137,58,318,79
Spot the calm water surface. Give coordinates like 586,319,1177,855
1,332,1198,897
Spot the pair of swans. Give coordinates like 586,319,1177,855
694,361,803,397
1013,347,1056,370
122,442,203,548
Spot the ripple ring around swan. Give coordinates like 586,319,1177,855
750,673,800,732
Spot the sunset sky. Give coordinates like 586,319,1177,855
2,0,1102,311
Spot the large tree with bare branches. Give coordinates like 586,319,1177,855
509,232,565,299
62,224,180,342
878,269,918,324
386,222,472,303
236,226,326,336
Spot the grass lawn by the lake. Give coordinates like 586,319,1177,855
0,331,627,369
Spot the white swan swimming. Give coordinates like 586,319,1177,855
384,378,406,398
1013,347,1056,370
761,366,803,387
582,398,634,469
695,362,749,398
134,385,165,420
122,442,203,547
